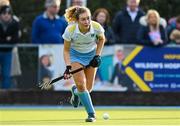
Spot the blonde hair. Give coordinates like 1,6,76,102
146,9,160,29
0,0,10,8
64,6,91,23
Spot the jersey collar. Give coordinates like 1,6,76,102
43,12,60,19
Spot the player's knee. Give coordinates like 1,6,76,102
76,84,86,92
76,80,86,91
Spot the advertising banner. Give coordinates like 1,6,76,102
123,46,180,92
38,45,180,92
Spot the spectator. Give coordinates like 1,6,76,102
0,5,21,89
167,15,180,44
170,29,180,44
66,0,87,8
112,0,145,44
140,15,167,29
110,49,135,91
92,8,115,45
32,0,67,44
137,9,168,46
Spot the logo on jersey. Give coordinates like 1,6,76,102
91,34,95,37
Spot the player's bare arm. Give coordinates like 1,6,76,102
63,40,71,66
96,33,106,56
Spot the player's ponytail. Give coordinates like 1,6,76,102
64,6,91,23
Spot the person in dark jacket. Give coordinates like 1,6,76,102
92,8,115,45
112,0,145,44
0,5,20,89
137,9,168,46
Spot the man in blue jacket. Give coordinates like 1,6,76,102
32,0,67,44
112,0,145,44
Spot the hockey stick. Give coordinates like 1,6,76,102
39,65,90,89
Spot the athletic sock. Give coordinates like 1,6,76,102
74,87,78,95
77,90,95,115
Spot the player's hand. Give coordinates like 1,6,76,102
89,55,101,68
63,65,72,79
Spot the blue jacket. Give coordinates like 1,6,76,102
32,13,67,44
112,8,145,44
137,25,168,46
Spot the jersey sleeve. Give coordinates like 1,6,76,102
97,24,105,36
92,21,105,36
62,27,72,41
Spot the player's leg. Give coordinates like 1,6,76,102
70,62,85,108
84,67,97,92
71,62,96,122
83,67,97,122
